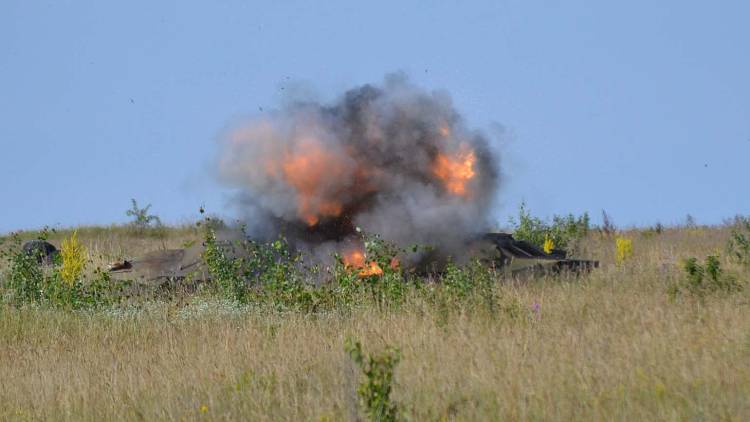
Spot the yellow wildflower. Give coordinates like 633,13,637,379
199,404,209,413
60,230,87,285
615,237,633,266
543,234,555,254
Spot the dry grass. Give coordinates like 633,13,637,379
1,226,749,420
3,225,202,270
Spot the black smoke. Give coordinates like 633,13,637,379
218,74,500,263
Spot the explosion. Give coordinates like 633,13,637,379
218,74,499,264
278,138,347,226
432,145,477,197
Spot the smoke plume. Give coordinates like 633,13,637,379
218,74,499,265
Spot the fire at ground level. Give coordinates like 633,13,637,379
97,232,598,287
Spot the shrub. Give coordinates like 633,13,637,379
510,202,590,252
321,229,409,311
345,338,401,422
671,255,742,298
510,203,548,248
356,231,407,309
441,261,473,300
126,198,162,231
203,228,246,303
1,233,45,304
727,216,750,267
441,260,492,301
202,222,317,311
433,259,501,321
0,232,121,309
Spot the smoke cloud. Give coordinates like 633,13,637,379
217,74,500,264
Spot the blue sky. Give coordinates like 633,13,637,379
1,1,748,233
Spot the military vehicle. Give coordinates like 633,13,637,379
108,242,212,287
107,233,597,286
467,233,598,275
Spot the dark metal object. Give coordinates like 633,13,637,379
473,233,598,275
108,242,210,286
22,240,59,265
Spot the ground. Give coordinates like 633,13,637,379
0,225,748,420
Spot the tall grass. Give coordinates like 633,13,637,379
0,223,748,420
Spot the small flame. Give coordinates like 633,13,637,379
359,261,384,277
342,249,386,277
432,145,476,197
343,249,366,268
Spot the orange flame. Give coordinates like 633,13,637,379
279,138,346,226
432,145,476,197
343,249,366,268
342,249,385,277
358,261,384,277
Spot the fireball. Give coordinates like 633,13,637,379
432,145,477,197
278,138,349,226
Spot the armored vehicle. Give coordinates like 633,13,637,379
108,233,597,285
468,233,598,275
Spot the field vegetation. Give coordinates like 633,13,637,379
1,212,749,420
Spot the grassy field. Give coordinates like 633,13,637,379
1,224,749,420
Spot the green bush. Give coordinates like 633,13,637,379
203,228,247,303
441,260,492,301
355,231,407,309
670,255,742,298
727,216,750,267
0,232,122,309
1,233,45,304
509,202,590,252
345,338,401,422
202,223,320,312
126,199,162,232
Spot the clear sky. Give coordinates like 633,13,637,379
1,1,748,234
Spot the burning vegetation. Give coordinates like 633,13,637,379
218,74,499,265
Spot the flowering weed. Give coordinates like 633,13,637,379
60,230,87,286
615,237,633,266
